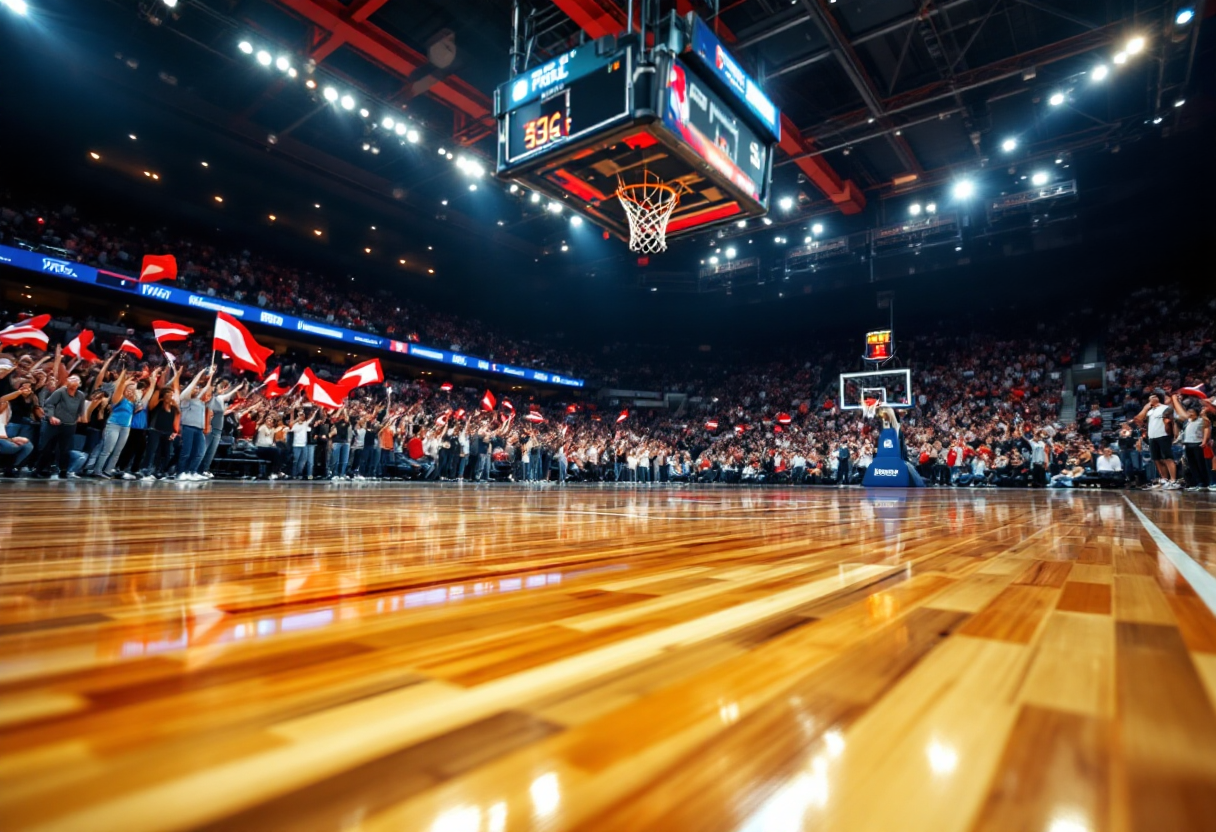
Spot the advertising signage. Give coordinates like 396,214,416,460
0,244,583,388
687,14,781,142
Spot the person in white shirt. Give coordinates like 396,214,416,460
1095,446,1123,474
1135,393,1178,489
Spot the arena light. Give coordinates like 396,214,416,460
89,151,100,160
725,247,737,259
778,196,794,211
1031,171,1049,186
1048,92,1065,106
359,107,370,118
952,179,975,200
468,184,477,192
925,202,936,214
1175,98,1185,108
382,116,395,130
547,201,563,214
163,0,177,7
394,122,406,136
1113,51,1128,65
406,129,420,143
1001,137,1017,152
339,94,355,111
709,256,719,265
288,67,298,79
812,222,824,235
275,56,290,72
803,235,812,244
530,192,541,204
200,161,209,167
268,214,276,221
1090,64,1109,82
1176,8,1194,25
908,203,922,216
560,244,569,252
213,195,223,203
762,217,773,225
322,86,338,102
1125,35,1145,55
256,50,272,67
736,220,747,228
437,146,446,155
509,184,519,194
313,229,322,236
570,215,583,227
238,41,253,55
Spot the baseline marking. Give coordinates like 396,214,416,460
1123,495,1216,616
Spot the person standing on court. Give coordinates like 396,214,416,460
1134,392,1180,490
36,374,88,478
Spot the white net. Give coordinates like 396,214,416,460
617,172,681,254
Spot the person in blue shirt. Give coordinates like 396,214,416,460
92,366,159,479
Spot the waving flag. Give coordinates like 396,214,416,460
1177,385,1207,399
213,312,273,375
524,411,546,423
481,389,497,411
301,368,349,411
64,330,99,362
616,409,629,424
566,404,577,414
264,366,281,386
501,398,514,413
338,358,384,390
440,382,453,392
262,367,289,398
776,412,792,425
453,408,466,421
0,315,50,350
705,420,719,431
119,340,144,359
152,320,194,346
735,424,748,435
139,254,178,283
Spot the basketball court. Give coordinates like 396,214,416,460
1,483,1214,831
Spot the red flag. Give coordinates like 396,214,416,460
64,330,99,362
705,419,719,431
152,320,194,346
119,340,144,359
566,404,577,414
735,424,747,434
264,366,281,385
0,315,51,350
524,411,546,423
213,312,273,375
302,368,349,410
440,382,453,392
616,409,629,424
776,412,792,425
435,410,452,427
453,408,466,421
481,389,497,411
139,254,178,283
1177,385,1207,398
501,398,514,413
773,425,784,433
338,359,384,390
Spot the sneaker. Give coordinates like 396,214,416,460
1186,486,1204,492
66,472,81,480
122,472,136,480
141,474,157,482
1209,484,1216,491
1148,481,1164,489
204,472,214,480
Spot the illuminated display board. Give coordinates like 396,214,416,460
865,330,893,360
687,14,780,142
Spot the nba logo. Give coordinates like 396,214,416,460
511,79,529,103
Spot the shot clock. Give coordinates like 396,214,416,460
864,330,894,361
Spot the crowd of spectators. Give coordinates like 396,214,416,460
2,197,1213,492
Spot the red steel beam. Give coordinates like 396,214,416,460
675,0,864,213
551,0,629,38
274,0,493,130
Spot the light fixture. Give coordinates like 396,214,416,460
268,214,276,221
275,56,290,72
1031,171,1049,186
288,67,298,78
323,86,338,102
395,122,407,136
952,179,975,200
1090,64,1109,82
441,199,448,206
238,41,254,55
406,129,420,144
560,244,569,252
725,247,737,259
359,107,370,118
340,94,355,111
314,203,321,208
305,78,317,89
530,192,541,204
370,225,376,230
762,217,773,225
709,256,719,265
469,184,477,192
1176,8,1195,26
1152,116,1164,124
570,215,583,227
129,134,137,140
1048,92,1065,106
736,220,747,228
427,268,435,274
547,202,563,213
446,152,453,160
509,183,519,194
1126,35,1145,55
89,152,101,160
163,0,177,8
2,0,28,16
1113,51,1128,65
143,170,152,177
778,196,794,211
811,222,824,234
803,235,812,244
313,229,322,236
1001,137,1017,152
213,195,223,203
364,247,371,254
909,202,922,216
398,258,406,265
256,50,272,67
1175,98,1185,108
382,116,395,130
925,202,936,214
437,147,446,155
200,161,209,168
151,173,159,180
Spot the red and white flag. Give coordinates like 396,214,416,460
440,382,453,392
501,398,514,413
139,254,178,283
481,389,497,411
262,367,289,398
616,409,629,424
776,412,792,425
64,330,100,362
1177,385,1207,399
301,368,349,411
119,340,144,359
705,419,719,430
337,358,384,390
213,312,273,375
524,411,546,423
264,366,281,386
453,408,467,421
735,424,747,435
566,404,577,414
0,314,51,350
152,320,194,346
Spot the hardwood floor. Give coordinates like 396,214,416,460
0,483,1214,832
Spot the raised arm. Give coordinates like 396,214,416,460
93,354,115,392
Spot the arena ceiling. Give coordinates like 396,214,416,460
1,0,1211,307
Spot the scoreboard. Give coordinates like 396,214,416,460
498,47,633,167
865,330,894,361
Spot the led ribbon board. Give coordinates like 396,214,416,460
687,14,780,143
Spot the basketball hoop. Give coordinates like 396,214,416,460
861,397,880,419
617,171,681,254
